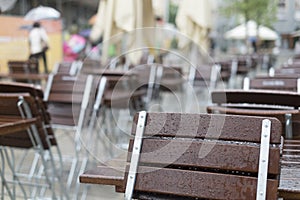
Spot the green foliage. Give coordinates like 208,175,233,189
168,2,178,25
221,0,278,27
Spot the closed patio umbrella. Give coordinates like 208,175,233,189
175,0,213,52
90,0,155,64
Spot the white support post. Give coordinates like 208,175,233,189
256,119,271,200
125,111,147,200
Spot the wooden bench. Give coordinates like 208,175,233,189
207,90,300,139
80,112,282,199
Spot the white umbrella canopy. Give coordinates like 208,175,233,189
24,6,61,21
0,0,17,12
225,20,278,41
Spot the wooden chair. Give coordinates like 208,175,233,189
207,90,300,139
268,65,300,78
52,61,81,75
80,111,282,199
44,73,96,185
0,92,68,199
243,76,300,92
44,73,109,198
7,60,39,83
188,64,221,89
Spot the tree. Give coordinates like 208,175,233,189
221,0,278,26
221,0,278,52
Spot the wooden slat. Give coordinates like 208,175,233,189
132,113,282,144
206,105,299,116
48,93,83,103
211,90,300,108
0,117,36,136
131,166,278,200
80,166,124,187
250,77,298,91
128,138,281,175
0,73,48,81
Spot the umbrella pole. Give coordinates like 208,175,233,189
102,0,114,63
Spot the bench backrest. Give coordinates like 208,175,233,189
124,112,282,199
244,76,300,92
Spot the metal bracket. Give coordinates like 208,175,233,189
125,111,147,200
297,78,300,93
256,119,271,200
243,77,250,90
285,113,293,139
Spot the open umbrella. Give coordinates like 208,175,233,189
24,6,60,21
224,21,279,41
0,0,17,12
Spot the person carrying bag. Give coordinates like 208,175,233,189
28,21,49,73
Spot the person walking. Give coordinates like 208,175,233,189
28,21,49,73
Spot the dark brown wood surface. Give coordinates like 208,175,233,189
80,112,284,199
211,90,300,108
0,117,36,136
249,76,299,92
132,112,282,143
128,138,281,175
131,166,278,200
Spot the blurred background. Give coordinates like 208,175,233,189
1,0,300,73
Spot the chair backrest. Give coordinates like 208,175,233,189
243,76,300,93
213,60,231,82
210,90,300,109
44,73,94,128
124,112,282,199
52,61,81,75
0,92,51,149
7,60,39,82
0,82,56,146
189,64,221,89
208,90,300,139
155,65,184,92
274,67,300,77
